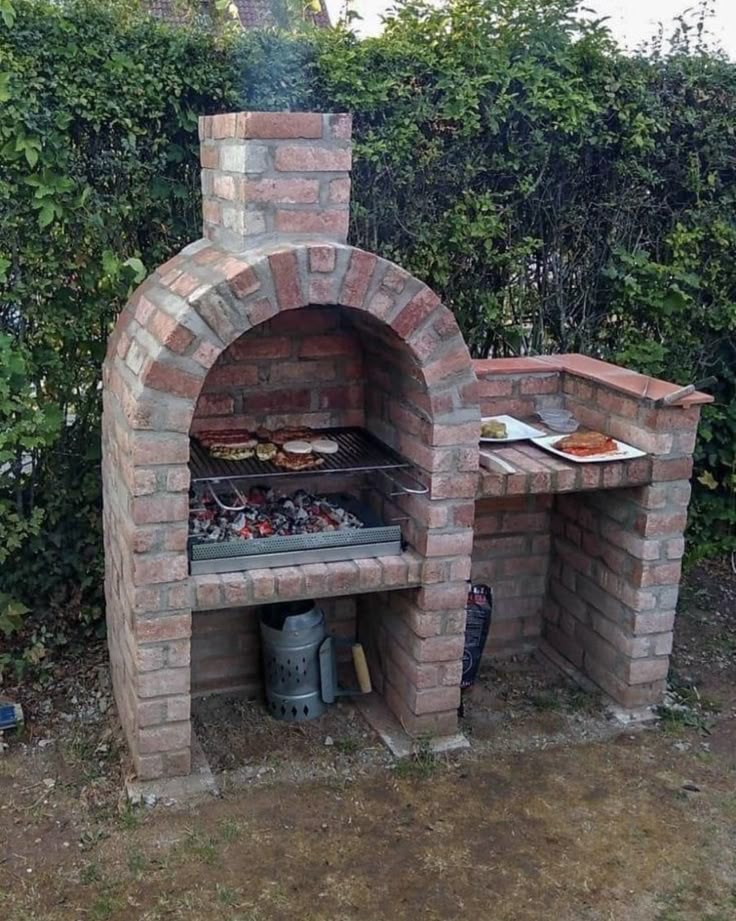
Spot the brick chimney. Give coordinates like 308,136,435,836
198,111,352,251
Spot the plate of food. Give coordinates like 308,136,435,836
530,431,647,463
480,415,545,443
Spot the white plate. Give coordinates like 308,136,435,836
530,434,647,464
480,415,546,443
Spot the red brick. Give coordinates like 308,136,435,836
241,178,319,204
169,273,201,298
423,347,472,384
195,393,234,416
191,340,221,370
309,277,336,304
268,250,303,310
270,360,337,384
413,685,461,715
274,210,349,238
423,530,475,557
209,113,237,138
229,336,292,360
340,250,377,308
147,311,195,355
139,722,191,755
629,560,682,587
213,174,236,200
134,554,188,586
200,145,218,169
627,657,670,684
520,374,559,395
366,290,395,320
202,363,258,388
391,288,441,339
476,377,514,397
143,361,202,400
228,266,261,300
299,333,359,359
240,111,323,139
275,145,352,172
132,434,189,466
202,199,221,224
247,297,279,327
134,294,157,326
634,510,689,538
412,633,465,663
430,475,478,499
317,384,363,410
308,245,336,273
243,388,311,412
133,495,188,525
329,178,351,203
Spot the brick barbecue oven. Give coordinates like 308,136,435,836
102,111,711,781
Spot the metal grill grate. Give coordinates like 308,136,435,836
189,427,409,484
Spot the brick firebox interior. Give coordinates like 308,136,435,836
101,111,710,780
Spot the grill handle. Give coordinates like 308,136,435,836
376,467,429,496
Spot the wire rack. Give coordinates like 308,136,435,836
189,427,410,484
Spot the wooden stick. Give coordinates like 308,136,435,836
352,644,372,694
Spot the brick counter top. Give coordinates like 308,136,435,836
477,442,653,498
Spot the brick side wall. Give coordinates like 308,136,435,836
191,597,357,696
474,364,563,418
191,306,365,434
472,496,552,656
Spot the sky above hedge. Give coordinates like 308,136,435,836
324,0,736,57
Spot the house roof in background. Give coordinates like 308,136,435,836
147,0,331,29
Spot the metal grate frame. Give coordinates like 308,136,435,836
189,427,408,484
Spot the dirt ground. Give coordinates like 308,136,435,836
1,561,735,921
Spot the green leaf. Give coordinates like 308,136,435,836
37,204,55,227
124,256,147,283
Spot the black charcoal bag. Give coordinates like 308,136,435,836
461,584,493,689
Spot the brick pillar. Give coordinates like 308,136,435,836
545,381,705,709
198,111,352,251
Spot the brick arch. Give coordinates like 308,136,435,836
106,240,477,432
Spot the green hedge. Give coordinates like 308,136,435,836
1,0,734,666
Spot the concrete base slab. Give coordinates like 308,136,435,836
536,640,658,727
356,692,470,758
127,732,219,806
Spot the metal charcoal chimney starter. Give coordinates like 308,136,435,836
259,602,328,722
102,109,707,784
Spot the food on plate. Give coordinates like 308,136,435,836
480,420,508,439
554,431,618,457
273,451,325,472
255,427,273,441
255,442,277,462
283,440,313,455
311,437,339,455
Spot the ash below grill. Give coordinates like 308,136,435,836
189,495,402,574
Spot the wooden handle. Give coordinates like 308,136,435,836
352,644,372,694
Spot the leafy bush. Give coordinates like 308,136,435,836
0,0,734,663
